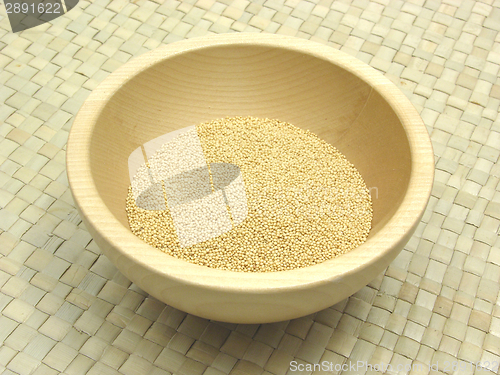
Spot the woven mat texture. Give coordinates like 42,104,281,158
1,0,500,374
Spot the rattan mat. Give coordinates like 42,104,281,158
1,0,500,374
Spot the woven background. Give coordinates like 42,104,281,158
1,0,500,374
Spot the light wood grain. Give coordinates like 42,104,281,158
66,33,434,324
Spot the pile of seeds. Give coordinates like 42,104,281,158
126,116,373,272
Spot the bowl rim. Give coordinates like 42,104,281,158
67,33,434,292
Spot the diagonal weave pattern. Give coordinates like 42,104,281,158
0,0,500,374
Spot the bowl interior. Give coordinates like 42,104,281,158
89,44,411,242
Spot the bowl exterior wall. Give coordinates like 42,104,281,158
77,204,416,323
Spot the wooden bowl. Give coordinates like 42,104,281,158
67,34,434,324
